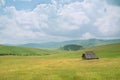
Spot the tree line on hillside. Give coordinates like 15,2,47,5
61,44,83,51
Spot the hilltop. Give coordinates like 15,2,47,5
0,43,120,80
43,43,120,59
0,43,120,58
17,39,120,48
0,45,60,56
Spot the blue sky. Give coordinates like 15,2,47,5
5,0,51,10
0,0,120,44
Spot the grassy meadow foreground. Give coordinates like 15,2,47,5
0,43,120,80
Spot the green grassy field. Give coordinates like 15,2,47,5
43,43,120,59
0,45,61,56
0,43,120,80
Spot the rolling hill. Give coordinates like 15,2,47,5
43,43,120,59
0,45,60,56
0,43,120,58
17,39,120,48
0,43,120,80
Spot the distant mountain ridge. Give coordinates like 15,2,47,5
13,39,120,49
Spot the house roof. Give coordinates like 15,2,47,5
83,51,99,59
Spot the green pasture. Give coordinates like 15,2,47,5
0,43,120,80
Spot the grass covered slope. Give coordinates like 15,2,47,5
43,43,120,58
0,43,120,58
0,45,60,56
87,43,120,58
0,43,120,80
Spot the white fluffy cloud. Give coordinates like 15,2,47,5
94,3,120,35
58,1,89,29
0,6,49,43
82,32,95,39
0,4,72,43
95,15,120,35
0,0,120,44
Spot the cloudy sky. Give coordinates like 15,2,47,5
0,0,120,44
